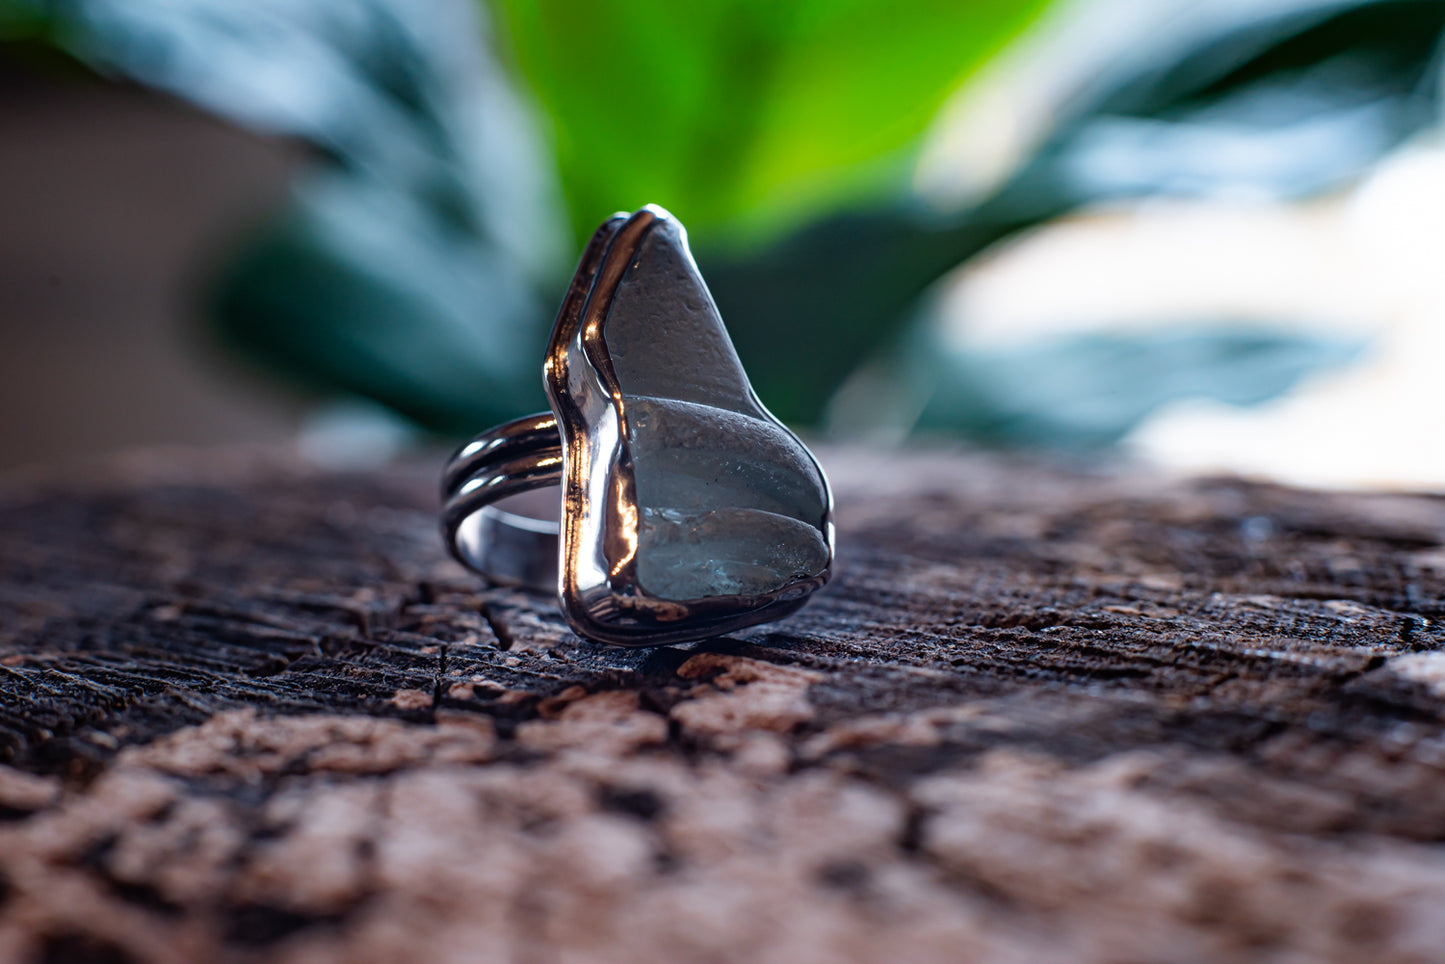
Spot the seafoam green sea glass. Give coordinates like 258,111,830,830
601,218,831,602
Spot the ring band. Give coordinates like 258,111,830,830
442,413,563,592
442,204,834,646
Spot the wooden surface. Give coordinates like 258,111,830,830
3,446,1445,963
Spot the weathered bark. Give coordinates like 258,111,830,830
1,445,1444,963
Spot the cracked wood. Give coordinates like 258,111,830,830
1,447,1445,963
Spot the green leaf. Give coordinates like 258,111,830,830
210,173,553,433
864,325,1369,449
706,208,1032,426
996,0,1445,217
0,0,45,35
708,0,1445,429
18,0,1438,444
26,0,570,432
489,0,1051,241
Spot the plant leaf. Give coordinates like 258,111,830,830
871,324,1369,449
997,0,1445,217
11,0,1438,441
707,0,1445,428
489,0,1051,242
210,173,554,432
21,0,569,432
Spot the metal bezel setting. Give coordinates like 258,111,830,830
443,205,834,647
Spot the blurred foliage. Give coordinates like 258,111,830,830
997,0,1445,215
489,0,1050,242
1,0,570,431
833,324,1368,449
716,0,1445,430
0,1,39,32
3,0,1443,445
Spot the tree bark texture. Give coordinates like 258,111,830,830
2,446,1445,963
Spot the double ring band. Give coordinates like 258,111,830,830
442,205,834,647
442,412,562,594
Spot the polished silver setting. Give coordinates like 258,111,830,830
443,205,834,646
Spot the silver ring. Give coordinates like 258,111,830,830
442,205,834,646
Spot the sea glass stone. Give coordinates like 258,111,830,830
600,218,830,601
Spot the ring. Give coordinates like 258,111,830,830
442,204,835,646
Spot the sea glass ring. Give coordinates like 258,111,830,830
442,205,834,646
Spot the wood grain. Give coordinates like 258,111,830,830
1,446,1444,963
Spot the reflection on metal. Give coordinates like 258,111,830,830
443,205,834,646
